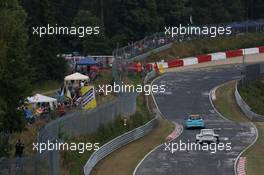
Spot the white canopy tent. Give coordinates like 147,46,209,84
27,94,58,109
64,72,89,82
64,72,90,88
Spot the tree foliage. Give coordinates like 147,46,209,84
0,0,31,134
20,0,264,68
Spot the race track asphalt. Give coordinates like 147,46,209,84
135,64,256,175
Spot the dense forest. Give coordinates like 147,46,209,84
19,0,264,82
0,0,264,141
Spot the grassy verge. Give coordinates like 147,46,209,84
33,80,61,96
8,110,65,156
239,79,264,115
94,69,115,106
123,72,144,86
60,94,152,175
8,120,51,157
94,70,113,86
214,81,249,122
147,33,264,62
213,81,264,175
92,119,174,175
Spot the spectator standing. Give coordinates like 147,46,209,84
15,139,24,168
80,81,84,88
15,139,24,157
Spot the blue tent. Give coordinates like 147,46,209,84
76,57,98,66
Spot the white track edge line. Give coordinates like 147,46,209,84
209,81,259,175
133,74,183,175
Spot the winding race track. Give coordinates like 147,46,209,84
135,64,256,175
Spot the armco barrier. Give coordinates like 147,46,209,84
168,59,183,68
197,55,212,63
244,48,259,55
259,46,264,53
83,115,158,175
83,70,159,175
150,46,264,70
226,49,243,58
157,62,168,69
210,52,226,61
182,57,198,66
235,82,264,121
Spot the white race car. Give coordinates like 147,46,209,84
196,129,219,144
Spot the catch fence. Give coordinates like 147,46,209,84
113,19,264,60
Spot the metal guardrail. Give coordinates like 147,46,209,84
83,70,159,175
83,115,158,175
235,81,264,121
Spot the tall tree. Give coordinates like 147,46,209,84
0,0,32,156
223,0,244,21
251,0,264,19
21,0,69,82
107,0,163,42
156,0,192,26
190,0,244,24
71,10,111,55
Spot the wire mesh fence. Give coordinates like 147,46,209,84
0,93,138,175
238,62,264,88
113,19,264,60
0,153,51,175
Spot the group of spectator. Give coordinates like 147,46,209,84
61,79,91,110
22,103,52,124
116,33,175,59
